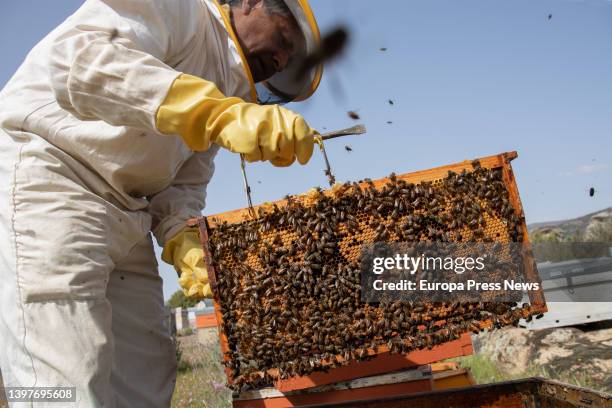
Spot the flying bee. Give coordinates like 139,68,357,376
347,111,360,120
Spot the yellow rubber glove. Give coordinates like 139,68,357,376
161,227,212,299
156,74,316,166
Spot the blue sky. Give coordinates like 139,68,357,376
2,0,611,299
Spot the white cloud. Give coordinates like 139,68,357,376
576,163,609,174
558,163,608,177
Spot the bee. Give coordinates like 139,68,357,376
347,110,360,120
210,163,533,390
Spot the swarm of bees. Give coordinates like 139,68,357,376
207,160,541,391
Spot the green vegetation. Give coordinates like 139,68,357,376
177,327,194,337
451,354,610,393
172,334,232,408
173,334,191,373
166,290,200,309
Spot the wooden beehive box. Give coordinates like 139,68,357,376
302,378,611,408
189,151,546,391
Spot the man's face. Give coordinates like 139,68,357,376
231,0,304,82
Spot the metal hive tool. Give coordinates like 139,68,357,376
189,151,546,391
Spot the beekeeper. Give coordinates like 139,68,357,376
0,0,322,405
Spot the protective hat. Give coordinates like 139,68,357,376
262,0,323,103
216,0,322,104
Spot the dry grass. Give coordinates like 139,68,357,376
451,354,610,393
171,330,232,408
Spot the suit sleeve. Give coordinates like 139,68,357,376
148,146,220,247
47,0,203,131
47,0,223,246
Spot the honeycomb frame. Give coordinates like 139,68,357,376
189,151,547,389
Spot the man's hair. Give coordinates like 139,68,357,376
226,0,293,18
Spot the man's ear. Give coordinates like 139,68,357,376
242,0,264,14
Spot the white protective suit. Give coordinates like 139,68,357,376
0,0,255,406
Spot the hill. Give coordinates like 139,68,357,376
528,206,612,242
